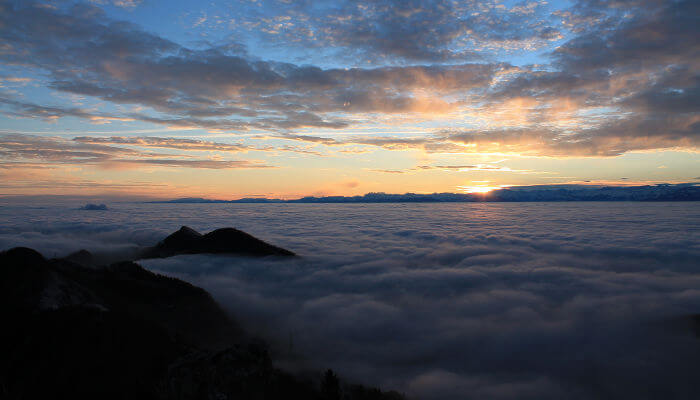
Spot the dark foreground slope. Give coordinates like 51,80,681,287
0,246,402,400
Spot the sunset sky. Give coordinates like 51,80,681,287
0,0,697,198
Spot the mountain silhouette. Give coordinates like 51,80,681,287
0,246,402,400
140,226,296,259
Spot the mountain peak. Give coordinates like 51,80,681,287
141,226,295,259
178,226,201,236
1,247,46,265
63,249,94,267
201,228,295,257
160,226,203,249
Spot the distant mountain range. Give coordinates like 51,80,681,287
154,183,700,204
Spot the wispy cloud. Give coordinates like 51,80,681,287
0,134,274,169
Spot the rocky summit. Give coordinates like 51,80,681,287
140,226,296,259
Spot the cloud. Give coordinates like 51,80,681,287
90,0,143,9
341,180,360,188
443,114,700,157
0,2,497,128
72,136,324,157
241,0,561,62
145,209,700,399
470,0,700,156
367,169,405,174
0,97,134,123
0,0,696,159
417,164,532,172
8,89,692,158
0,171,170,195
552,0,699,73
104,158,273,169
73,136,255,152
0,134,274,169
368,164,536,174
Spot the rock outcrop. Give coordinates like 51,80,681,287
140,226,296,259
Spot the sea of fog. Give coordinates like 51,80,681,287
1,201,699,399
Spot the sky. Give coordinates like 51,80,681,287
0,0,698,199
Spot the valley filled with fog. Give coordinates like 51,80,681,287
1,201,699,399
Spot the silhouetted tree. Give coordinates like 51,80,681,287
321,369,341,400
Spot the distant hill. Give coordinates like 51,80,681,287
140,226,296,259
66,226,296,266
153,183,700,204
79,203,108,210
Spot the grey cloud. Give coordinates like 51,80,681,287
0,97,125,122
444,112,700,157
270,134,335,144
0,178,167,190
552,0,699,73
0,133,140,163
0,97,246,132
0,0,696,157
0,96,252,132
257,111,350,130
73,135,325,156
350,136,433,150
418,164,512,171
249,0,561,62
619,66,700,114
0,1,500,127
476,0,699,155
0,134,274,169
107,158,273,169
367,169,405,174
369,165,517,173
329,64,497,91
278,117,698,156
73,136,253,152
90,0,143,9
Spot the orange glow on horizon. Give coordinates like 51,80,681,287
457,183,511,194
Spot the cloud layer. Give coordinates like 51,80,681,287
1,201,699,399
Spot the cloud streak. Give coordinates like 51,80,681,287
0,134,274,169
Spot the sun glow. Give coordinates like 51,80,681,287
457,183,511,194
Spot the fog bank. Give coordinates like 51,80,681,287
1,202,699,399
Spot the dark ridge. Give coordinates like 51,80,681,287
55,259,240,348
200,228,295,256
152,183,700,203
63,249,94,267
2,246,46,265
0,247,403,399
0,247,54,311
140,226,296,259
3,305,183,400
161,225,203,249
1,247,240,348
163,343,317,399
